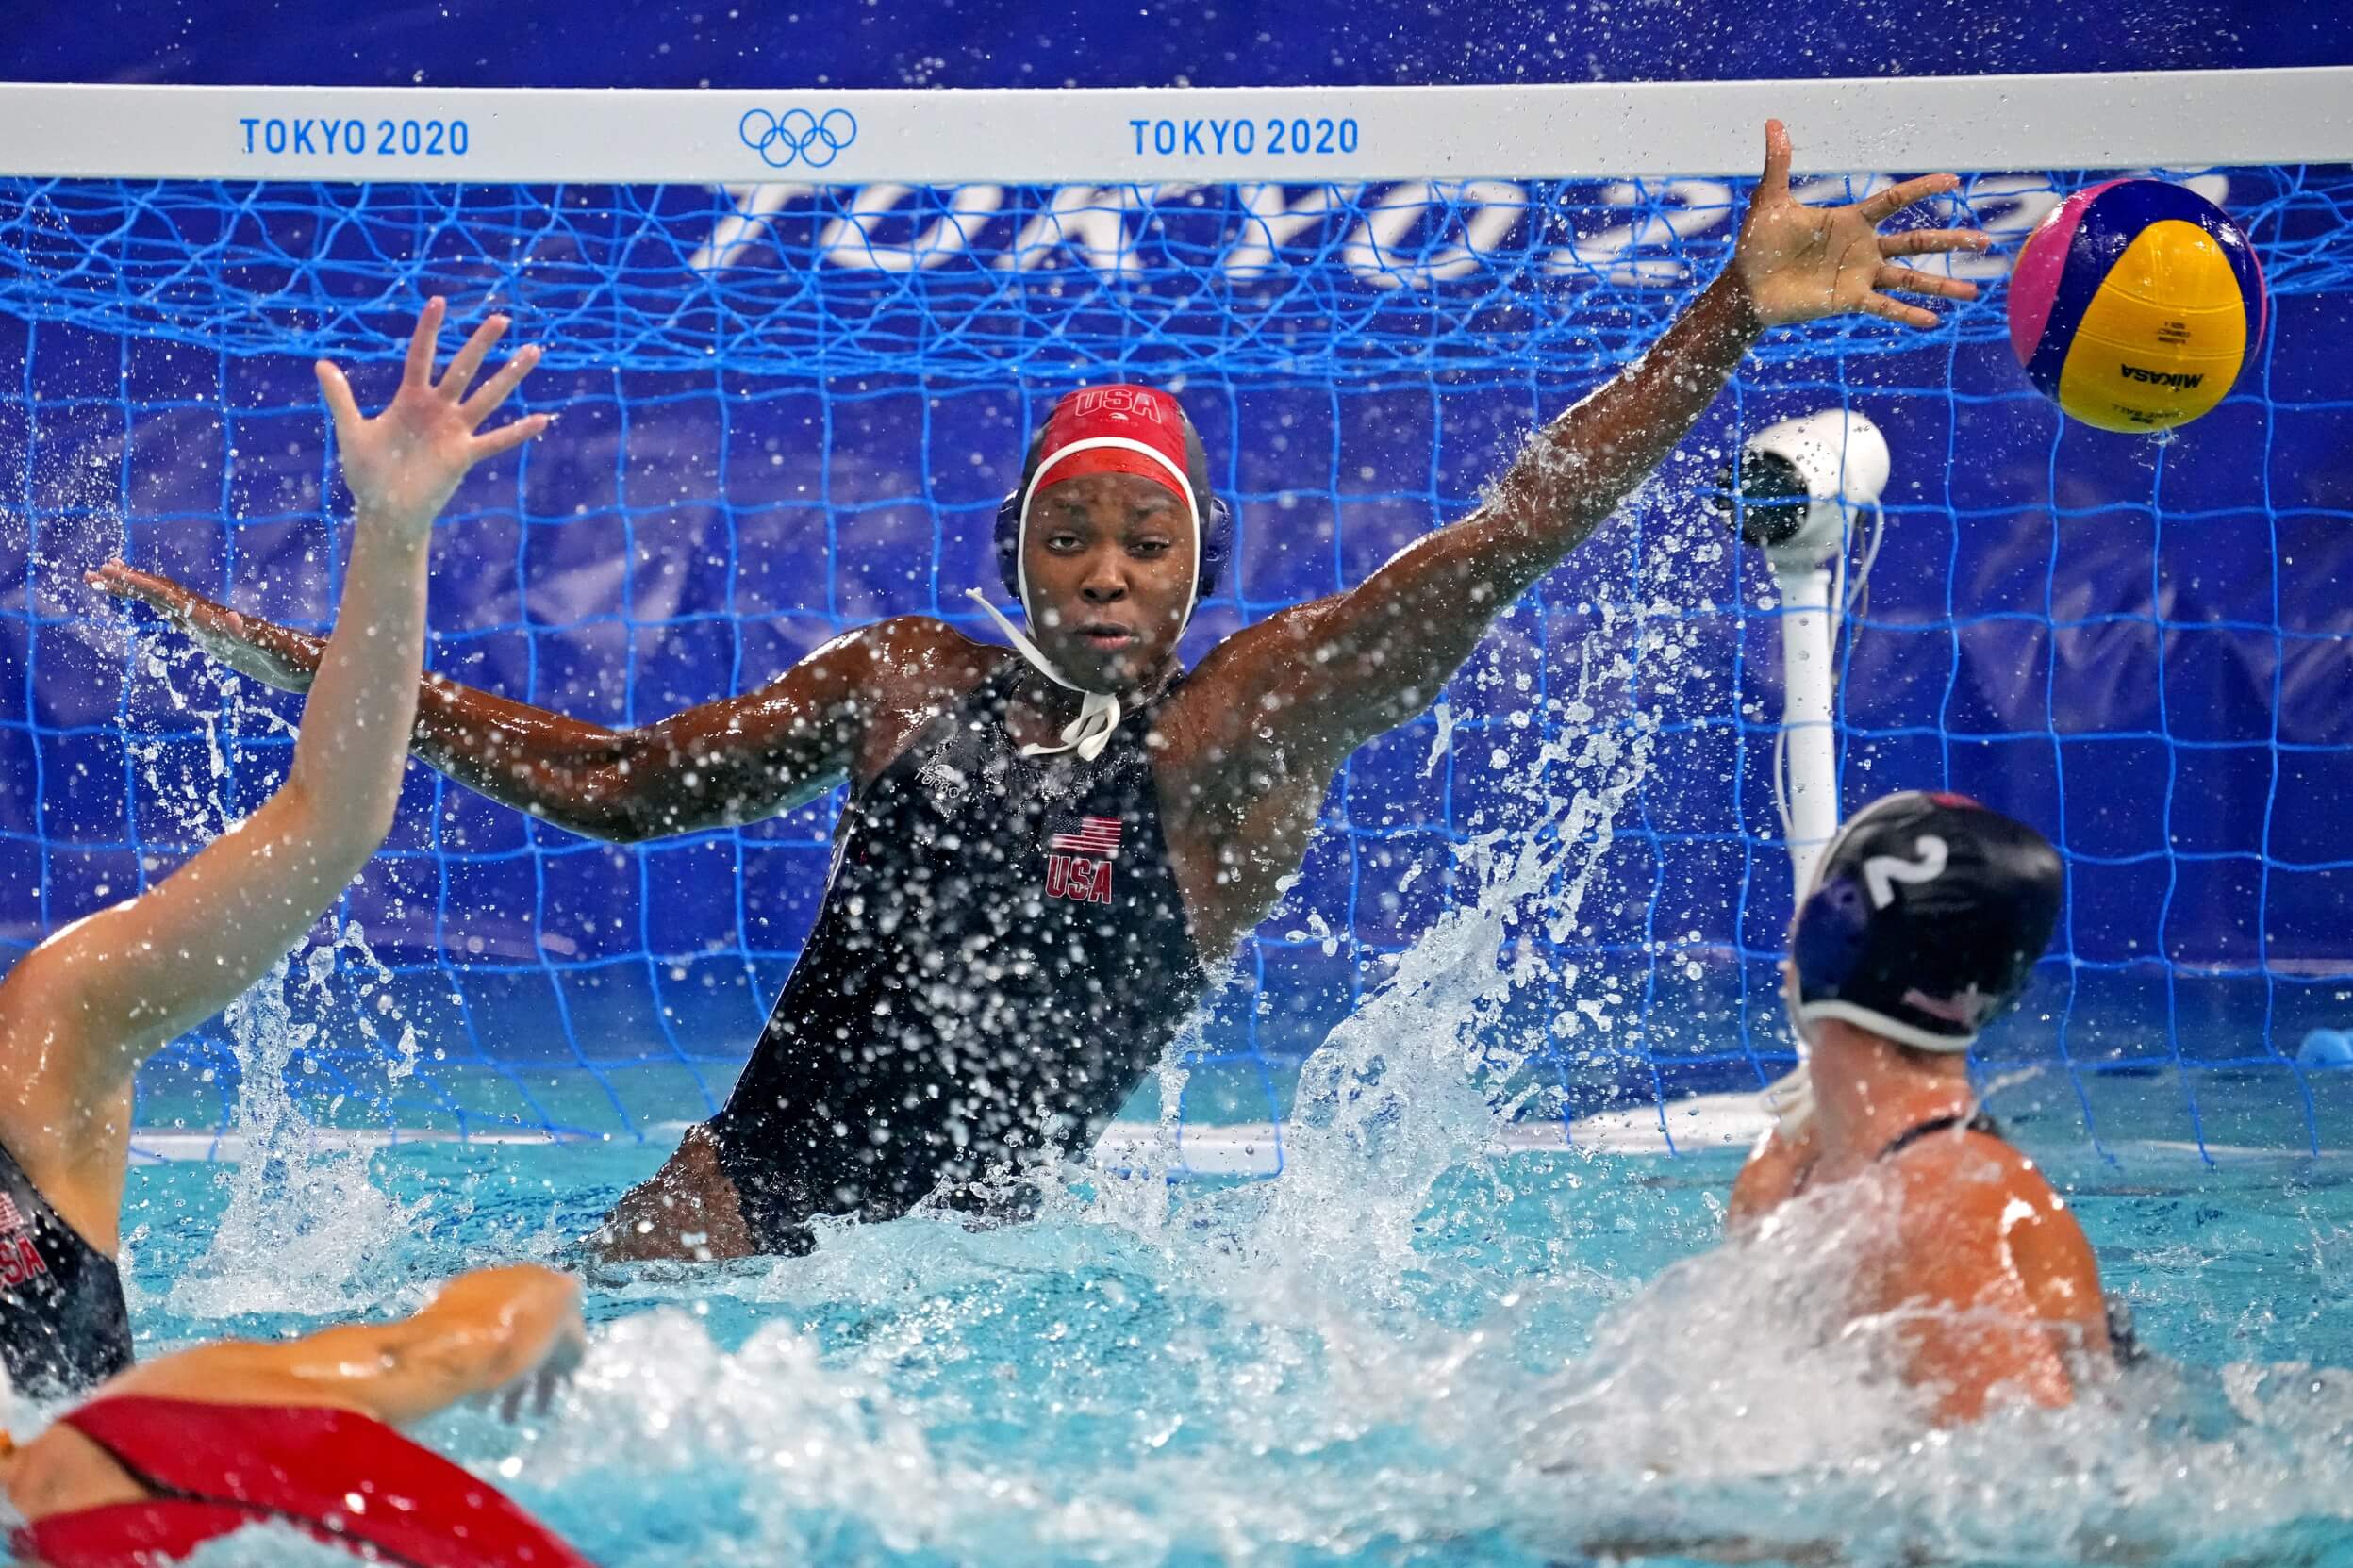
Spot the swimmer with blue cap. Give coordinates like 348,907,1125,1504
1727,790,2133,1423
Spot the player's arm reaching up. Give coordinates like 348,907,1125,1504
0,302,547,1253
1145,124,1984,949
1192,123,1980,777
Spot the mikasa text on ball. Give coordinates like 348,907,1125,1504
2007,178,2266,434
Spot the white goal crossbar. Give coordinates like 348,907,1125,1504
0,69,2345,185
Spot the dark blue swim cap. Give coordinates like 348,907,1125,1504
1792,791,2063,1052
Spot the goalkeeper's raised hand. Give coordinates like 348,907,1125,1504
1731,118,1988,330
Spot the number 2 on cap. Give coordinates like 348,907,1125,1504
1864,835,1948,909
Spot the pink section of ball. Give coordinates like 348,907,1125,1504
2006,177,2125,366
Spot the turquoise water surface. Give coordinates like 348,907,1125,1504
47,1105,2353,1568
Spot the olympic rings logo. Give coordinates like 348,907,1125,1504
737,108,858,170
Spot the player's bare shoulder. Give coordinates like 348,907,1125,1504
839,617,1011,781
859,616,1008,699
1884,1127,2050,1217
1886,1132,2087,1271
1148,601,1350,955
1154,596,1343,770
1884,1129,2106,1336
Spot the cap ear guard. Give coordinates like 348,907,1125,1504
992,489,1232,605
992,487,1019,597
1791,874,1873,997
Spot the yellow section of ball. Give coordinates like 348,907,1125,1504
2057,219,2249,433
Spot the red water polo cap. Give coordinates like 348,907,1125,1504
14,1395,591,1568
1021,386,1200,523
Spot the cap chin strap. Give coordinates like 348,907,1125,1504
963,588,1123,761
1764,1001,1978,1140
1797,999,1978,1055
970,432,1203,764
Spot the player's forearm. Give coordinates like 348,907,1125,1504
37,514,438,1060
1307,270,1762,736
214,612,327,692
145,1265,588,1428
1481,267,1760,576
167,589,661,843
283,508,431,857
403,675,678,840
389,1264,584,1418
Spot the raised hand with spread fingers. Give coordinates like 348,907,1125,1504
0,302,549,1398
1732,118,1986,329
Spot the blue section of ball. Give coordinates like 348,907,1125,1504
2023,179,2268,402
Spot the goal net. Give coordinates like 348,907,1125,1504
0,75,2345,1160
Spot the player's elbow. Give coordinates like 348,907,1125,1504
347,783,406,855
568,772,671,845
417,1265,581,1399
505,734,671,844
278,771,403,869
576,730,764,844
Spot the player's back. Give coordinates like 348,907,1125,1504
1853,1123,2112,1424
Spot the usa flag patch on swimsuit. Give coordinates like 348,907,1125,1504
1050,816,1123,858
1045,815,1122,904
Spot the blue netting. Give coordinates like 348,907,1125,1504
0,167,2346,1155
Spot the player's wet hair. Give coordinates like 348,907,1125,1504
1791,790,2063,1052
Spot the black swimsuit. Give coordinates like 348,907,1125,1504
0,1136,131,1396
1873,1108,2004,1162
704,667,1206,1253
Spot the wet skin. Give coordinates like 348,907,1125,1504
1726,1018,2113,1424
1015,470,1192,699
0,1265,582,1548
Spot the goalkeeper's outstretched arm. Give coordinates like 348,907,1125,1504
1187,121,1987,784
83,576,984,844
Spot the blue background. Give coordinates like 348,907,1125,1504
7,0,2348,89
0,5,2347,1152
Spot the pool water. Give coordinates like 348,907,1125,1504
40,678,2353,1567
58,1116,2353,1568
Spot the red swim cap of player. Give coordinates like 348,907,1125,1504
1021,386,1202,521
15,1396,591,1568
995,386,1221,631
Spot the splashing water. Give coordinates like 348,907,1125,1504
92,504,2353,1566
145,1136,2304,1568
1133,586,1686,1311
168,927,425,1322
